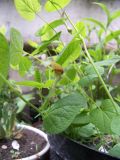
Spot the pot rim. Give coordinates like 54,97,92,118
16,124,50,160
49,134,120,160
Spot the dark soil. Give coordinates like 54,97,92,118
0,129,47,160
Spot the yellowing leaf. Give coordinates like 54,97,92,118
51,62,64,75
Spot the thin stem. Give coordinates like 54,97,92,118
0,74,39,112
107,64,115,81
24,51,53,72
76,68,98,107
36,13,57,33
24,51,42,63
48,0,69,30
39,75,60,111
36,13,65,46
79,86,98,108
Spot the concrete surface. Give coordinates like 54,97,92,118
0,0,120,43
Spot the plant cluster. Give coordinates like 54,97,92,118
0,86,18,139
0,0,120,158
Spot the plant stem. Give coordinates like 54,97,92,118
0,74,39,112
48,0,69,30
39,75,60,111
64,12,117,112
36,13,65,47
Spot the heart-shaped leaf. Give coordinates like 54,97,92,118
90,99,120,133
43,93,87,134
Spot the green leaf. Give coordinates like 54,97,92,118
0,124,5,139
17,94,33,113
45,0,71,12
44,80,54,88
79,64,104,87
85,65,104,76
73,21,86,38
68,123,97,139
90,99,120,133
57,39,81,66
111,116,120,135
2,106,8,125
32,32,61,55
0,109,2,120
79,74,97,87
43,31,61,42
105,30,120,43
28,40,38,48
43,93,87,134
66,66,77,80
93,2,110,23
9,111,16,132
88,48,102,61
10,28,23,66
0,25,6,35
55,43,64,53
110,10,120,22
36,18,66,37
16,80,54,89
34,69,41,82
16,81,44,89
19,57,32,76
88,49,97,60
0,34,9,90
95,57,120,66
41,29,54,41
14,0,41,20
84,18,105,30
72,112,90,125
109,143,120,158
60,66,77,85
95,44,102,61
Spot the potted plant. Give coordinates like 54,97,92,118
0,24,49,160
5,0,120,159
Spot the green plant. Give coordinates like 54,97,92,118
1,0,120,158
0,26,38,139
13,0,120,157
0,86,17,139
0,32,17,139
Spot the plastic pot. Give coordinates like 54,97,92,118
16,124,50,160
48,134,119,160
